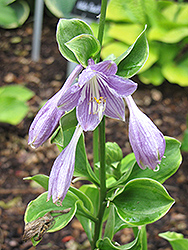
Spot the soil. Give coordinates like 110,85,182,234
0,13,188,250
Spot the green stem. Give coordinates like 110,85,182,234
91,118,107,250
93,128,99,166
91,1,108,249
142,225,148,250
96,0,108,63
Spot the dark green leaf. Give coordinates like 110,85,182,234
115,26,149,78
113,178,174,226
104,204,115,240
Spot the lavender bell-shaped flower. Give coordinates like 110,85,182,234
57,59,137,132
125,95,166,171
47,125,83,204
28,64,83,148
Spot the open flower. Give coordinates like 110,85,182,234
57,59,137,131
125,95,166,170
28,65,83,148
47,125,83,204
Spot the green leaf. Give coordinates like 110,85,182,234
0,84,34,101
159,231,188,250
115,26,149,78
24,191,78,245
162,60,188,86
79,184,99,216
50,126,64,147
113,178,174,226
63,127,99,185
138,42,160,73
10,0,30,28
51,125,99,185
104,204,115,240
114,207,134,234
78,184,99,243
126,137,182,184
44,0,77,18
106,0,146,23
24,174,49,191
56,18,94,64
107,153,136,190
0,84,34,125
60,108,77,131
69,186,93,213
181,129,188,152
0,4,18,27
97,226,143,249
106,142,123,166
139,66,164,86
51,108,77,147
65,34,100,67
149,26,188,43
0,97,29,125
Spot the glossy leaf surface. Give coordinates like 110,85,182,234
113,178,174,226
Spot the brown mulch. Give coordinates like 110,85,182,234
0,14,188,250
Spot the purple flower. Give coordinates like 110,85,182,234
57,59,137,131
47,125,83,204
28,65,83,148
125,96,166,170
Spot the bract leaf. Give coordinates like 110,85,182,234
65,34,100,67
113,178,174,226
104,204,115,240
126,137,182,184
115,26,149,78
56,18,94,63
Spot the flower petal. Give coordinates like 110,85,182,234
100,82,125,121
125,96,165,170
90,60,117,76
48,125,83,203
28,92,64,149
107,75,137,97
58,83,81,112
76,84,101,131
28,65,83,148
